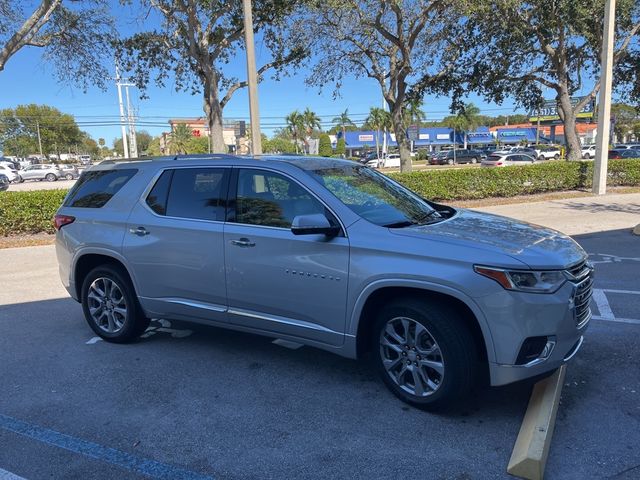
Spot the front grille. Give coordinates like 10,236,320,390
566,260,594,328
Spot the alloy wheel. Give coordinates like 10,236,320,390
87,277,128,333
379,317,445,397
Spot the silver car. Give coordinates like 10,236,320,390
17,164,64,182
481,153,537,167
54,155,592,409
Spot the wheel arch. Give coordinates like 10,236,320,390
351,281,496,365
73,250,138,301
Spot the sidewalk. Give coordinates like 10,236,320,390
472,192,640,236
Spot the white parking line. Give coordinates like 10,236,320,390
0,467,27,480
601,288,640,295
592,289,615,320
593,315,640,325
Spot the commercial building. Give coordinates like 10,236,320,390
160,118,247,153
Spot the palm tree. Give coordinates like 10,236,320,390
170,123,192,154
285,110,304,154
301,107,321,153
365,107,392,159
403,99,427,127
444,103,482,149
332,108,356,140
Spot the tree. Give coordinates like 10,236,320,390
611,103,640,142
136,130,153,154
335,137,346,156
318,133,332,156
0,1,113,90
365,107,391,159
301,0,462,172
331,108,356,139
0,104,83,157
285,110,305,154
455,0,640,160
117,0,306,153
169,123,192,154
403,98,426,127
264,137,296,153
442,103,481,148
301,107,321,153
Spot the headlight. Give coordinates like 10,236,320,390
474,266,566,293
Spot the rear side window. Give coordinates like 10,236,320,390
156,168,228,221
64,169,136,208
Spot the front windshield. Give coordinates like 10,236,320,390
309,164,440,227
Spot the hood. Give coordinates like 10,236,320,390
391,209,587,269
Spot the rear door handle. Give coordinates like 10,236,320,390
129,226,150,236
230,238,255,247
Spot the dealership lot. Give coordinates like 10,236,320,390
0,228,638,480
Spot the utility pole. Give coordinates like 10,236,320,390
593,0,616,195
125,85,138,158
242,0,262,155
36,120,43,157
115,64,130,159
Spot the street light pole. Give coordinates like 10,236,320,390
593,0,616,195
242,0,262,155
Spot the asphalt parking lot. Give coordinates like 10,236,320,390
0,228,638,480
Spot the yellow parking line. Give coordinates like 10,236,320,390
507,365,566,480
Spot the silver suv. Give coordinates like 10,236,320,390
55,155,592,409
17,163,64,182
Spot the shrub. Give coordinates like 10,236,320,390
0,189,68,235
335,137,346,156
318,133,333,157
388,159,640,201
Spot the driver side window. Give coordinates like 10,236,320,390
233,169,325,228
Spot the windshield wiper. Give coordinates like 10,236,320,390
383,220,416,228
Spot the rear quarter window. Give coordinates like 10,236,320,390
64,169,137,208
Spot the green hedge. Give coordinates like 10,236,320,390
0,159,639,236
389,159,640,201
0,189,68,236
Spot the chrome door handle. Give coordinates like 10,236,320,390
129,226,150,236
230,238,255,247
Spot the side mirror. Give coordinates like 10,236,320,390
291,213,340,237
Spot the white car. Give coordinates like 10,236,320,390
534,146,562,160
481,153,537,167
581,145,596,159
0,164,19,182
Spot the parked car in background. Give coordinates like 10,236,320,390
581,145,596,159
0,164,19,182
533,145,562,160
58,164,80,180
511,147,540,159
16,164,64,182
429,149,483,165
618,149,640,159
79,155,92,165
481,153,537,167
0,173,9,191
608,150,626,159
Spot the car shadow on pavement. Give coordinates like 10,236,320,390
558,201,640,215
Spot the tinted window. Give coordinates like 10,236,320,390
234,169,325,228
165,168,227,221
64,169,137,208
146,170,173,215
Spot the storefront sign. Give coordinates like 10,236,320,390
358,134,374,142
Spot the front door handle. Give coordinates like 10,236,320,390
230,238,255,248
129,226,150,236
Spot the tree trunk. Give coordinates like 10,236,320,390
375,129,380,159
391,107,412,172
557,89,581,161
203,72,226,153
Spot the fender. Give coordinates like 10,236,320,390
71,246,141,300
349,278,497,363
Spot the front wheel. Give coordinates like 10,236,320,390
16,175,23,183
45,173,57,182
447,158,454,165
554,154,560,160
81,265,150,343
583,153,590,159
65,173,74,180
470,157,477,164
372,298,478,410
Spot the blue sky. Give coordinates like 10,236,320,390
0,2,528,147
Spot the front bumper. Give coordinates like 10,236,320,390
475,279,591,386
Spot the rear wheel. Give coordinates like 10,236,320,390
583,153,590,159
372,298,478,410
45,173,56,182
16,175,23,183
470,157,477,164
81,265,150,343
65,173,74,180
554,154,560,160
447,158,454,165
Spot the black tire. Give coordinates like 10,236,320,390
372,298,478,410
447,158,454,165
45,173,57,182
583,153,590,159
65,173,74,180
470,157,477,164
81,264,150,343
538,155,545,161
17,175,23,183
554,154,560,160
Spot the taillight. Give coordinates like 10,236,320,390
53,214,75,230
496,162,503,166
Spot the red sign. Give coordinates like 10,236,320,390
192,129,201,137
